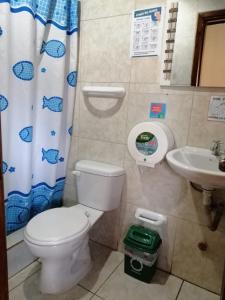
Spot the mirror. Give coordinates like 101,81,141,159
192,9,225,87
169,0,225,87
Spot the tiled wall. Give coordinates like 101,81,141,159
63,0,225,294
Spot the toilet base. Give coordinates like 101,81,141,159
39,236,91,294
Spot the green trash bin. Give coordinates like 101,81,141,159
123,225,162,283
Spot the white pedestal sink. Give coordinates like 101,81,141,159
166,146,225,231
166,146,225,190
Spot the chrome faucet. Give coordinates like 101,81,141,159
210,140,225,172
210,140,223,156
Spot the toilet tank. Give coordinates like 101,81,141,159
74,160,125,211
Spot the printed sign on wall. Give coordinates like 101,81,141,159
208,96,225,122
130,6,164,57
150,103,166,119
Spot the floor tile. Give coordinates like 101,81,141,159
8,240,36,278
172,219,225,293
9,261,41,291
79,242,124,293
97,264,182,300
9,272,94,300
177,282,220,300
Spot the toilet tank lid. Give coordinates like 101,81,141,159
75,160,125,177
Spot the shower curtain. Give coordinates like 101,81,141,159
0,0,79,234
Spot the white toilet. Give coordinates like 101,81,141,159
24,160,125,294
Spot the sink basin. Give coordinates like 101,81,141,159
166,146,225,189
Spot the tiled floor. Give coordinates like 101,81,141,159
9,242,220,300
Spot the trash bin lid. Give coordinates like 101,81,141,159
123,225,162,254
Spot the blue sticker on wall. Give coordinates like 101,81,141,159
150,103,166,119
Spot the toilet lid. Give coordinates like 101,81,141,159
25,207,89,245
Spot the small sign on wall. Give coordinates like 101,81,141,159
208,96,225,122
150,103,166,119
130,6,164,57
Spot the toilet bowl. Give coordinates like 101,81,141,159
24,205,103,294
24,160,125,294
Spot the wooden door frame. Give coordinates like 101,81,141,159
191,9,225,86
222,262,225,300
0,118,8,300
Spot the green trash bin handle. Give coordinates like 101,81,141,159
130,230,152,245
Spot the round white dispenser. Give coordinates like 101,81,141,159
128,122,174,167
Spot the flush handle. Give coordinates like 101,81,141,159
72,170,81,176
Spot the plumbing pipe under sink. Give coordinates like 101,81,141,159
166,147,225,231
202,188,224,231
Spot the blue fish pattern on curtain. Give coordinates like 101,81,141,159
0,0,78,234
0,0,78,34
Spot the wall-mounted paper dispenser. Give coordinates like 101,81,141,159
127,122,174,167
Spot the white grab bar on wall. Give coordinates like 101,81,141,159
82,86,126,99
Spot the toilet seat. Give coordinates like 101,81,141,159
24,207,90,246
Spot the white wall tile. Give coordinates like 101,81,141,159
78,137,125,166
127,92,193,147
63,181,77,207
135,0,166,10
81,0,135,20
188,93,225,148
79,83,129,144
124,160,186,216
131,57,161,84
90,208,121,249
80,16,132,83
